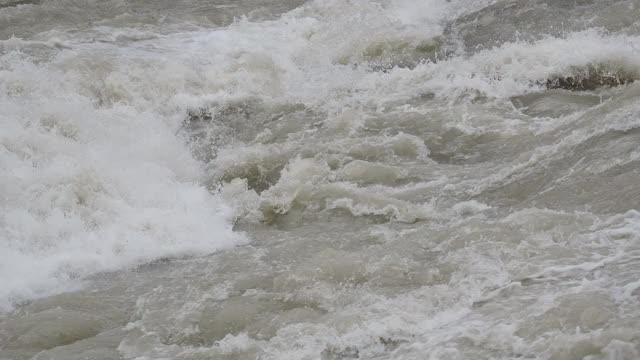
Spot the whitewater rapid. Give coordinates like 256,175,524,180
2,0,640,359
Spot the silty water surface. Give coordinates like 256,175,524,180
1,0,640,359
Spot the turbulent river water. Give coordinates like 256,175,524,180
2,0,640,359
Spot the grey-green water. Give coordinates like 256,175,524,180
2,1,640,359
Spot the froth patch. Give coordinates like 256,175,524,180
400,29,640,100
0,44,245,311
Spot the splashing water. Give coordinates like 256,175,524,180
1,0,640,359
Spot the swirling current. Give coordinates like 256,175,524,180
1,0,640,359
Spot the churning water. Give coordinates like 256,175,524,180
1,0,640,359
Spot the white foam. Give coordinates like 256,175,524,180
2,2,444,310
394,29,640,99
2,0,639,327
0,34,251,311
